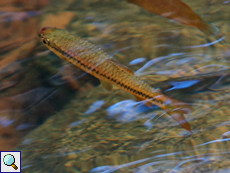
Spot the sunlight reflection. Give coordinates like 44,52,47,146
135,53,185,76
107,99,156,123
90,157,153,173
129,57,146,65
68,119,88,128
90,148,230,173
166,79,201,91
197,138,230,147
84,100,105,115
182,36,226,49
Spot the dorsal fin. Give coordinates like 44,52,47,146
109,59,134,75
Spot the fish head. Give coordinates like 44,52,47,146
38,27,75,48
39,27,54,44
39,27,65,46
38,27,81,60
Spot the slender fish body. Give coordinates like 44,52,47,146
39,27,193,132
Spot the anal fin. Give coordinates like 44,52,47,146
100,79,113,91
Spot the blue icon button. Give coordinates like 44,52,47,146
3,154,18,170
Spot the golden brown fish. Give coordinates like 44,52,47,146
39,27,193,132
126,0,216,35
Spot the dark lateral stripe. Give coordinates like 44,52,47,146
57,47,164,105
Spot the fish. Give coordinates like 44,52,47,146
126,0,216,35
39,27,193,132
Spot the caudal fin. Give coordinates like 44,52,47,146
135,94,193,132
159,96,193,133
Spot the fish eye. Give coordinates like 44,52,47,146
43,39,49,45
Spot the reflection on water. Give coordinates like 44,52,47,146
107,99,167,132
90,149,229,173
182,36,226,49
84,100,105,115
1,0,230,172
129,57,146,66
0,10,40,22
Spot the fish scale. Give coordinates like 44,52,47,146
39,27,193,132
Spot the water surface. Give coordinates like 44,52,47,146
1,0,230,172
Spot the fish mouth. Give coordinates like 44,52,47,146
38,31,44,39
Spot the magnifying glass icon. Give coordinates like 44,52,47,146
3,154,18,170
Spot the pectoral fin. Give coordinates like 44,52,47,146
100,79,113,91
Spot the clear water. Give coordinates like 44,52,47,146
1,0,230,172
